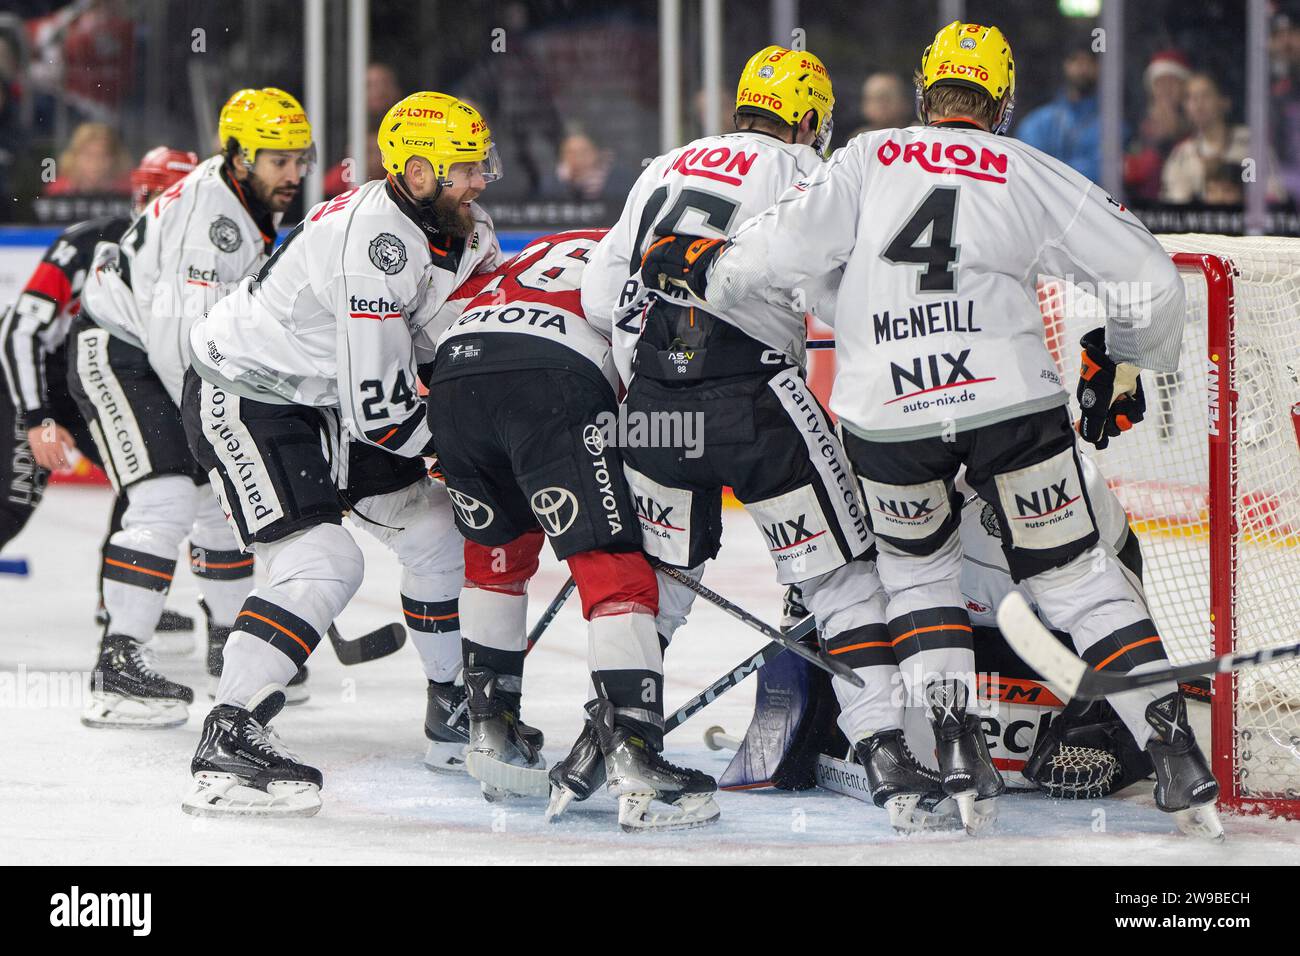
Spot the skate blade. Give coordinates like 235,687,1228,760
465,750,549,798
544,785,577,823
423,740,468,774
1173,803,1225,842
617,791,721,832
885,793,963,834
181,773,322,817
953,790,998,835
151,631,195,657
81,694,188,729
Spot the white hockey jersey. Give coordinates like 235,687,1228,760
703,123,1187,441
583,131,836,386
80,156,277,406
190,179,501,458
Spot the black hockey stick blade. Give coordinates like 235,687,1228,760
652,563,864,688
997,592,1300,700
664,614,817,734
326,622,406,666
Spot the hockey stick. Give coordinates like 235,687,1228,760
651,562,863,688
326,622,406,666
663,619,818,734
805,340,835,350
445,575,576,727
997,592,1300,700
0,557,29,576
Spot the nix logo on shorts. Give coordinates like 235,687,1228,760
874,496,936,522
1013,480,1078,520
761,514,823,552
993,448,1092,550
448,488,494,530
634,495,683,532
531,486,579,537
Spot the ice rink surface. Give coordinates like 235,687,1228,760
4,484,1299,865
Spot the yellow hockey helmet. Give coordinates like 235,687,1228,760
735,46,836,158
218,88,314,163
377,91,502,185
919,21,1016,132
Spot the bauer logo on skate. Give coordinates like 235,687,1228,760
49,886,151,936
876,138,1009,183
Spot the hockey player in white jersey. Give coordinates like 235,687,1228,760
180,92,505,816
585,47,949,831
69,89,314,729
642,22,1221,839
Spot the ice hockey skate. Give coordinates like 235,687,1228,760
424,676,470,772
462,666,548,799
856,730,961,834
588,700,719,832
545,718,606,822
927,679,1004,834
1145,691,1223,841
81,633,194,729
95,604,196,656
182,689,322,817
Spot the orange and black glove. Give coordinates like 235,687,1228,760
1077,327,1145,450
639,234,726,300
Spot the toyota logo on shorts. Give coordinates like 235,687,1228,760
530,486,579,536
582,423,605,455
448,488,495,530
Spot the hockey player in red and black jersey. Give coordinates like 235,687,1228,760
426,229,719,830
0,146,197,626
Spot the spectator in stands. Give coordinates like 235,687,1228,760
1161,72,1284,204
43,122,131,196
0,29,24,218
552,128,615,200
1015,43,1101,184
1124,50,1192,202
854,71,914,136
1203,162,1245,206
322,62,400,197
1270,3,1300,202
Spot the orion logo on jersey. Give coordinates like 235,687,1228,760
876,138,1009,184
885,349,996,414
992,448,1093,550
669,145,759,187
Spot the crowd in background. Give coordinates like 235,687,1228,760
2,0,1300,225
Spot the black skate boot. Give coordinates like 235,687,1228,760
157,607,195,633
204,602,309,705
82,634,194,729
927,679,1004,834
545,717,607,822
589,700,720,831
98,604,198,656
855,730,961,833
1146,691,1223,841
424,678,470,773
781,584,809,632
463,666,546,800
182,690,322,817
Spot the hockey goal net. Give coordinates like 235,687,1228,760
1039,234,1300,819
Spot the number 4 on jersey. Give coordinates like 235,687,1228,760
881,185,960,293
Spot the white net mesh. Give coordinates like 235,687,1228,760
1039,234,1300,814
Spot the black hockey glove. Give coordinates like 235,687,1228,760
1076,327,1146,450
640,234,726,300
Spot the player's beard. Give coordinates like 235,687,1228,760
429,189,475,239
247,171,299,213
